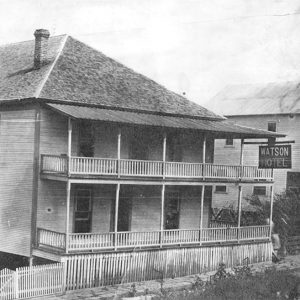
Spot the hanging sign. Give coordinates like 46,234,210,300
259,145,291,169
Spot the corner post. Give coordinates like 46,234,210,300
237,138,244,242
67,118,72,176
160,184,165,247
269,185,274,239
65,180,71,254
117,128,121,177
162,133,167,178
114,183,120,250
199,184,205,245
239,138,244,179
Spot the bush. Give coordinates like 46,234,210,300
157,264,300,300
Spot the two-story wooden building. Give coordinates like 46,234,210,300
210,83,297,206
0,30,284,289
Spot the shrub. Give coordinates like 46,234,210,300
157,264,300,300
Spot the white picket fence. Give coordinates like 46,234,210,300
0,263,64,300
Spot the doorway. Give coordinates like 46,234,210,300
117,186,132,232
74,187,92,233
164,191,180,229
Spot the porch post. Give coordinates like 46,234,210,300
239,138,244,179
202,135,206,178
65,180,71,254
162,133,167,178
160,184,165,247
237,138,244,241
199,184,205,245
269,185,274,239
67,118,72,176
114,183,120,250
117,128,121,177
237,185,242,242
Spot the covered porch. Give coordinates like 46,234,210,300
39,103,283,182
41,155,273,181
35,182,273,255
37,225,270,253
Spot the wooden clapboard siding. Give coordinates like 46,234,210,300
38,108,70,234
37,181,68,233
0,108,36,256
93,123,118,158
120,126,163,160
179,186,201,229
71,121,210,163
212,183,271,209
62,242,272,290
39,108,68,156
130,186,161,232
214,114,300,194
91,185,115,233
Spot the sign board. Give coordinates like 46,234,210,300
259,145,291,169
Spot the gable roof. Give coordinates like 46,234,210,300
0,34,222,120
209,81,300,116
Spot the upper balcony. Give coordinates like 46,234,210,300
40,154,273,182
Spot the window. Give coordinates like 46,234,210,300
267,122,276,132
253,186,267,196
225,138,233,146
215,185,227,193
287,172,300,196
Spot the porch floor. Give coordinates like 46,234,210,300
40,256,300,300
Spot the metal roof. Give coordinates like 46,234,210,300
46,103,285,139
209,81,300,116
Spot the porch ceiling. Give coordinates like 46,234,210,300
46,103,285,139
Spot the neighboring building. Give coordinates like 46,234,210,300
0,30,283,288
210,82,298,201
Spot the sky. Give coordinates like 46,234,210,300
1,0,300,106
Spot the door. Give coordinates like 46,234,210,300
78,120,95,157
204,186,213,228
74,188,92,233
117,186,132,232
164,191,180,229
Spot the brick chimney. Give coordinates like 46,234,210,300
34,29,50,69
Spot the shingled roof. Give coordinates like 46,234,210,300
0,33,222,120
209,82,300,116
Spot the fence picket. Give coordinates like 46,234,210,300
0,263,64,300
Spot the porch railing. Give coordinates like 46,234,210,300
37,225,270,253
41,155,67,174
165,162,203,177
69,232,114,250
37,228,66,250
41,155,273,181
71,157,118,175
120,159,163,177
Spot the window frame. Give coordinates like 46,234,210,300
225,138,234,147
267,121,276,132
253,186,267,196
215,185,227,194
